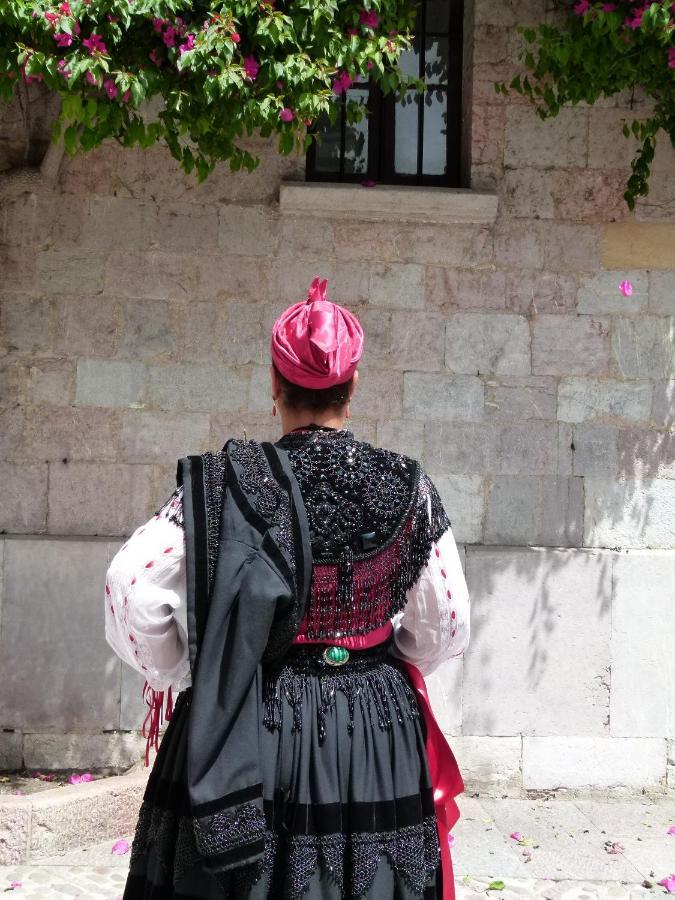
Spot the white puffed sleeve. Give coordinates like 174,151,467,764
390,520,470,677
104,488,191,693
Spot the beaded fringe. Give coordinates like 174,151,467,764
262,662,420,742
303,474,450,639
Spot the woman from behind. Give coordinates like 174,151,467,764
105,276,470,899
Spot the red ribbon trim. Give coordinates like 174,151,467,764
141,682,173,767
401,661,464,900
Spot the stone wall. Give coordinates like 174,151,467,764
0,0,673,788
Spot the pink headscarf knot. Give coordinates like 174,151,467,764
270,277,364,389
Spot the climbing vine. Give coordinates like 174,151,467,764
0,0,417,179
497,0,675,209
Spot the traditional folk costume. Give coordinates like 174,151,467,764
105,279,470,900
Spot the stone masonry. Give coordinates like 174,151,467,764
0,0,673,788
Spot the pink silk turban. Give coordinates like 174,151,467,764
270,278,364,389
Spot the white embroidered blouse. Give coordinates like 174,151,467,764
105,486,470,692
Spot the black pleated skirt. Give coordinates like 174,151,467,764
123,645,441,900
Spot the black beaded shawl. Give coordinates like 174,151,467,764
177,439,312,877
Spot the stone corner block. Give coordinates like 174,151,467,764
0,795,31,864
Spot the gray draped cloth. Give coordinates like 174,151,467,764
179,438,313,877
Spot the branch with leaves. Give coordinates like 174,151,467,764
0,0,417,180
496,0,675,209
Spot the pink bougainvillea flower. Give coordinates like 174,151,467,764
85,69,97,84
82,33,108,54
359,8,380,28
45,11,60,27
148,48,162,67
667,824,675,835
668,47,675,69
162,26,177,47
279,107,294,122
624,9,643,28
605,841,624,854
54,32,73,47
122,89,131,103
574,0,590,13
231,31,241,43
602,2,617,9
104,78,118,99
112,839,130,855
332,70,353,95
59,1,71,12
276,79,284,89
243,55,260,79
509,831,524,841
179,33,195,53
658,874,675,893
152,17,164,32
361,178,376,187
68,773,82,784
57,59,71,78
366,60,374,69
618,279,633,296
347,27,359,35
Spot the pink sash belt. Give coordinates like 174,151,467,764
401,661,463,900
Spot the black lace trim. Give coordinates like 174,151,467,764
129,801,200,887
154,485,185,529
131,802,439,900
262,658,420,742
201,450,229,597
227,438,295,573
193,801,267,860
247,818,439,899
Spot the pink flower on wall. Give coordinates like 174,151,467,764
179,33,195,53
359,8,380,28
104,78,118,99
279,107,294,122
54,32,73,47
243,55,260,79
618,279,633,296
332,70,353,95
82,33,108,55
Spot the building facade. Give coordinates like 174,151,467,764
0,0,674,789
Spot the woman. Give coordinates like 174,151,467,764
105,277,470,900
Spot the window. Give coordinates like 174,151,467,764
306,0,463,187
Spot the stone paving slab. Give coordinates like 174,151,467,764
0,867,662,898
1,794,674,897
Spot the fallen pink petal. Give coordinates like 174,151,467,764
112,839,130,855
658,874,675,893
68,773,82,784
447,833,456,848
618,279,633,296
667,825,675,835
9,882,22,890
509,831,523,841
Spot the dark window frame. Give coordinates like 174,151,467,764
306,0,464,187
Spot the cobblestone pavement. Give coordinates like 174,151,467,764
1,793,673,898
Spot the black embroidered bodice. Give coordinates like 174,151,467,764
157,427,450,642
275,426,450,639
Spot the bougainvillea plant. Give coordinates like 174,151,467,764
496,0,675,209
0,0,419,179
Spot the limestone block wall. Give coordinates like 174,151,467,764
0,0,673,788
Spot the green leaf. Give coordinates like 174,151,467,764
487,881,506,892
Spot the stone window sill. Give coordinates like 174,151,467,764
279,181,498,226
